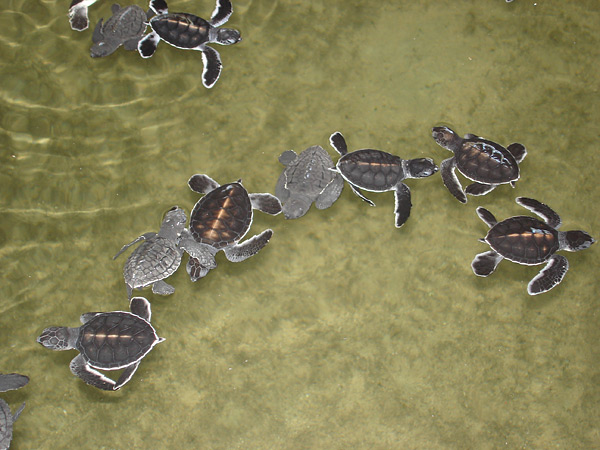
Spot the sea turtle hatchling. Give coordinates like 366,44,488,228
37,297,164,391
472,197,595,295
185,174,282,281
138,0,242,88
275,145,344,219
329,131,438,228
431,126,527,203
0,373,28,450
113,206,192,298
90,4,150,57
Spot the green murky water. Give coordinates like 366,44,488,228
1,0,599,448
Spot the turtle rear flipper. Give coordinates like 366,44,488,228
210,0,233,27
138,32,160,58
201,46,223,89
70,355,116,391
527,255,569,295
151,280,175,296
465,182,496,197
113,362,140,390
440,157,466,203
507,143,527,163
278,150,297,166
249,193,282,215
471,250,503,276
329,132,348,156
476,207,497,228
113,232,156,259
224,229,273,262
393,183,412,228
315,175,344,210
349,184,375,206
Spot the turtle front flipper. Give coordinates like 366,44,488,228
210,0,233,27
69,354,116,391
507,143,527,163
394,183,412,228
91,18,104,43
440,157,466,203
329,132,348,156
315,174,344,210
224,229,273,262
69,0,97,31
201,45,223,89
471,250,503,276
113,362,140,390
152,280,175,296
527,254,569,295
274,172,290,204
138,31,160,58
113,232,156,259
123,37,143,51
465,182,496,197
188,174,220,194
0,373,29,393
249,193,282,215
516,197,561,228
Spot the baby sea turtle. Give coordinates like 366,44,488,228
185,174,282,281
90,4,150,58
68,0,100,31
275,145,344,219
113,206,191,298
138,0,242,88
472,197,595,295
329,131,438,228
37,297,164,391
431,126,527,203
0,373,28,450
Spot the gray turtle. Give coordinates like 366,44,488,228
185,174,282,281
472,197,595,295
91,4,150,58
0,373,28,450
138,0,242,88
275,145,344,219
114,206,190,298
37,297,164,391
69,0,100,31
330,131,438,228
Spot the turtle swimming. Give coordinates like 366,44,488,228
114,206,192,298
0,373,28,450
90,4,150,57
185,174,282,281
68,0,100,31
138,0,242,88
472,197,595,295
329,131,438,228
431,126,527,203
37,297,164,391
275,145,344,219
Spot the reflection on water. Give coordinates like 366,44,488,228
1,0,599,448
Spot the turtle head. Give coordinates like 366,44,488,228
37,327,77,351
90,41,119,58
563,230,595,251
283,197,311,220
216,28,241,45
159,206,187,238
432,126,460,152
406,158,438,179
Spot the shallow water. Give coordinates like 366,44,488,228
1,0,599,448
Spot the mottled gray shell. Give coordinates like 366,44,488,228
91,4,148,57
276,146,343,219
123,237,182,290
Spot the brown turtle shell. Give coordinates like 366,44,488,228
150,13,210,49
189,182,252,249
77,313,158,369
337,149,404,191
456,139,519,184
486,216,559,265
